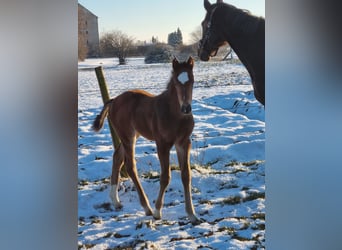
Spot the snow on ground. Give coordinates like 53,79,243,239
78,57,265,249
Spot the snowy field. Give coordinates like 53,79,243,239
78,57,265,249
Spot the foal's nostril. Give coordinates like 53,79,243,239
181,104,192,114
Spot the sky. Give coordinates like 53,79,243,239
78,0,265,45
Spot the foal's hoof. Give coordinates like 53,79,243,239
153,210,162,220
189,215,204,226
114,203,123,210
144,208,153,216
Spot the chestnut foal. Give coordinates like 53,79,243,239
93,57,201,225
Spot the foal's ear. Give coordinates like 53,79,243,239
187,56,194,68
172,57,179,69
204,0,211,11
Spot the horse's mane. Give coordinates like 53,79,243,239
214,3,263,36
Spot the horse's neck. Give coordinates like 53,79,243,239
221,7,258,48
221,6,263,75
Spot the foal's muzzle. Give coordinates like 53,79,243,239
181,104,192,114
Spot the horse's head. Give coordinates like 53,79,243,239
198,0,227,61
171,57,194,115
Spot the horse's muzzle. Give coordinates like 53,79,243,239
199,52,210,61
181,104,192,114
198,47,210,61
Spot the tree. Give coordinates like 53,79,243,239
176,28,183,45
167,28,183,47
144,44,173,64
190,26,202,45
99,30,135,65
151,36,159,44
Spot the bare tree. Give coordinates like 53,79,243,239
100,30,135,65
190,26,202,45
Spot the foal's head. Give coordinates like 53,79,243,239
170,57,194,115
198,0,228,61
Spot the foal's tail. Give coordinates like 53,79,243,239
92,100,113,132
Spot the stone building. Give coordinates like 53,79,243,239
78,3,100,58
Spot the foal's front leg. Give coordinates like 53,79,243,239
176,138,201,225
153,142,172,220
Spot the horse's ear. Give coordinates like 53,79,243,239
187,56,194,68
217,0,223,3
204,0,211,11
172,57,179,69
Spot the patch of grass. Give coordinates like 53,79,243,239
78,179,89,186
198,199,212,205
95,155,107,160
141,171,160,179
89,215,102,224
170,165,180,171
78,216,85,226
219,183,239,190
113,232,130,238
222,196,242,205
94,202,113,212
226,160,239,167
231,234,252,242
204,159,220,167
78,243,95,249
103,232,113,238
251,223,265,230
225,160,265,167
243,192,265,202
251,213,265,220
240,221,250,230
217,226,236,235
170,236,195,242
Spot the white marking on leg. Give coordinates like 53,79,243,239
153,209,162,220
109,184,122,208
177,72,189,84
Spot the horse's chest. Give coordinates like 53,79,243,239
159,116,193,138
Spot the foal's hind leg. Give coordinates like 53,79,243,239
176,138,201,225
122,139,153,216
109,144,124,209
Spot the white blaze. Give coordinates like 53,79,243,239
177,72,189,84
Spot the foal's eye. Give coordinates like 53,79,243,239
177,72,189,85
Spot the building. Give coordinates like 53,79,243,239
78,3,100,58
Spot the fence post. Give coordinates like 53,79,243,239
94,66,128,177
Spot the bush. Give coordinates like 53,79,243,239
144,44,174,64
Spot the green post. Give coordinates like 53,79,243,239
94,66,128,177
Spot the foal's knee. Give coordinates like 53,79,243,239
181,170,190,185
160,172,170,186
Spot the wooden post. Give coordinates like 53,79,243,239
94,66,128,177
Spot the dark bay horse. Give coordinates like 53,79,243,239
92,57,201,225
198,0,265,105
